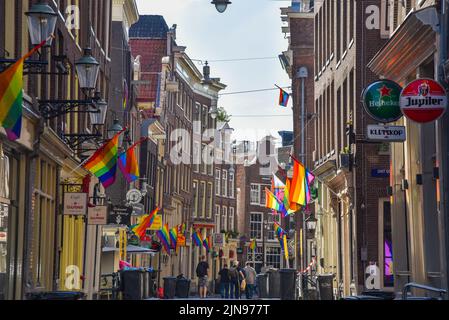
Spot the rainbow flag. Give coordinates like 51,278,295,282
305,169,315,204
123,79,128,110
272,173,285,189
279,88,290,107
274,222,286,240
83,129,124,188
156,223,171,254
249,239,256,251
169,227,178,249
0,39,47,141
265,188,286,213
192,230,203,247
131,207,159,240
203,236,211,253
118,144,139,183
289,157,307,206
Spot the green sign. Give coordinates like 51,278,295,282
362,80,403,123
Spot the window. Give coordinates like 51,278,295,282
201,144,207,174
202,106,208,129
266,247,281,269
229,207,235,232
222,170,228,197
215,169,221,196
193,142,200,173
193,181,198,217
229,172,235,198
215,206,221,232
221,206,228,232
250,184,260,205
200,182,206,218
250,213,263,240
207,183,213,218
247,246,263,273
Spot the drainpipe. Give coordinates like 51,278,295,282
437,0,449,296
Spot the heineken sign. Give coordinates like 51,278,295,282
362,80,403,123
400,79,447,123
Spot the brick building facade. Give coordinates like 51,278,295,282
311,0,389,296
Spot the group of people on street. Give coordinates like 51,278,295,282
195,256,257,299
217,261,257,299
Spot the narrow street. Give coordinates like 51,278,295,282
1,0,449,303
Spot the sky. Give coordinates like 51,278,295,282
135,0,293,144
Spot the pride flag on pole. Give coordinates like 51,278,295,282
192,230,203,247
169,226,178,249
203,235,211,253
278,88,290,107
131,207,159,240
84,129,125,188
118,142,140,183
156,223,171,254
0,38,48,140
249,239,256,251
289,156,307,206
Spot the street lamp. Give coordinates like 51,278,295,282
306,214,318,233
25,1,57,46
108,119,125,147
211,0,232,13
75,47,100,94
89,93,108,126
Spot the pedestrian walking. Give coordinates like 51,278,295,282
218,264,230,299
244,262,257,299
229,261,245,299
196,255,209,298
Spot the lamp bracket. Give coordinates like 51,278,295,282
61,133,102,150
38,98,100,120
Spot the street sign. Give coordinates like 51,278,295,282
371,169,390,178
108,205,132,226
400,78,448,123
63,193,87,216
87,206,108,225
126,189,142,204
362,80,403,123
131,203,145,216
367,124,406,142
213,233,224,247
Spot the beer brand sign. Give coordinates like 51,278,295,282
400,79,448,123
362,80,403,123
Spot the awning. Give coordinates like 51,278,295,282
102,245,157,255
368,6,439,81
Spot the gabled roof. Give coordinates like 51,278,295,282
129,15,169,39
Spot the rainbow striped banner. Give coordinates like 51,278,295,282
192,230,203,247
265,188,286,214
118,144,140,183
0,39,48,140
156,223,171,254
84,129,125,188
169,227,178,249
203,236,211,253
131,207,159,240
249,239,256,251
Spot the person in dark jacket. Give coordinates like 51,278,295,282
218,264,230,299
229,261,245,299
196,256,209,298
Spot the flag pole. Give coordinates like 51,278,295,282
68,127,127,175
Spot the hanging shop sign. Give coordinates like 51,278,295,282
148,214,162,231
126,189,142,205
362,80,403,123
400,78,448,123
87,206,108,225
213,233,224,247
131,203,145,216
366,124,406,142
63,193,87,216
108,205,132,226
